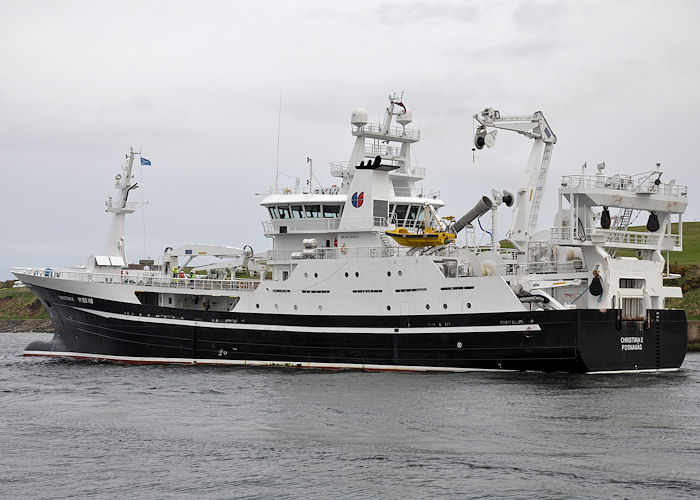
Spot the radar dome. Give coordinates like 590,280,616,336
351,108,368,127
396,108,413,125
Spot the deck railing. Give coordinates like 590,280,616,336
560,172,687,198
352,122,420,140
11,267,261,291
550,226,681,250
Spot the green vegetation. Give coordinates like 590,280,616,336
667,222,700,265
0,283,49,320
666,266,700,320
625,222,700,319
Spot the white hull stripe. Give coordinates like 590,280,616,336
23,350,679,374
23,350,517,373
587,368,679,374
73,307,542,335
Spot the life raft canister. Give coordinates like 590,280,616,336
601,207,611,229
647,211,660,232
589,275,603,296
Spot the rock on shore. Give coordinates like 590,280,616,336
0,319,54,333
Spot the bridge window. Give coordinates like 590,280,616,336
278,205,291,219
291,205,304,218
620,278,644,288
323,205,342,218
394,204,408,225
268,206,279,219
406,205,418,222
305,205,321,218
373,200,388,222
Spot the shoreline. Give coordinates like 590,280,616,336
0,319,53,333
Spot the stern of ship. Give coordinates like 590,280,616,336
576,309,687,372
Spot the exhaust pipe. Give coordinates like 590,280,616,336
452,196,493,234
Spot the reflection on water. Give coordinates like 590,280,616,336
1,333,699,499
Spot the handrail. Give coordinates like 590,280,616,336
393,186,440,198
489,259,587,277
549,226,682,249
263,218,342,234
11,267,261,291
560,173,687,197
352,122,420,140
264,186,342,196
330,161,426,179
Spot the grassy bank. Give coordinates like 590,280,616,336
660,222,700,319
668,221,700,265
0,282,48,320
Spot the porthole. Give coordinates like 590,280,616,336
294,304,298,310
355,272,359,277
387,271,391,277
426,304,430,310
304,272,308,278
256,304,260,309
345,272,349,278
274,304,279,310
467,302,472,309
318,305,323,311
313,272,318,278
443,304,448,309
398,270,403,276
386,305,391,311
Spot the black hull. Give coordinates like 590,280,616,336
25,284,687,373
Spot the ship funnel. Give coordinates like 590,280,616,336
452,196,493,234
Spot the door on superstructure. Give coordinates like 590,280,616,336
621,297,645,320
619,279,646,320
400,302,410,328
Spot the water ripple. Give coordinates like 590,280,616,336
1,332,699,499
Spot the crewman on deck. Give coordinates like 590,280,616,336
172,266,179,278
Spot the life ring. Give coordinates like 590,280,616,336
340,243,347,255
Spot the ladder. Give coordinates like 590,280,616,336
527,142,553,233
613,207,634,232
607,208,635,256
379,233,397,257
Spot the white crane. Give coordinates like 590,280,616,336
473,108,556,252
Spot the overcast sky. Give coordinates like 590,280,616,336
2,0,699,279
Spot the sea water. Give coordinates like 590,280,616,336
1,332,699,499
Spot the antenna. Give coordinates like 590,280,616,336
307,157,313,192
275,93,282,190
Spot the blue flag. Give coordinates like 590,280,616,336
140,157,151,166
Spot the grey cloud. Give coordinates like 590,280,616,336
2,0,700,279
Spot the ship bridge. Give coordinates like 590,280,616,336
260,94,444,242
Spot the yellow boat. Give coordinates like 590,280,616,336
385,227,456,247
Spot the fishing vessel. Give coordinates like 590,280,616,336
12,95,689,372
